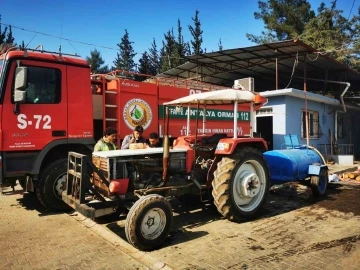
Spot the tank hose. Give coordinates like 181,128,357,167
307,145,327,166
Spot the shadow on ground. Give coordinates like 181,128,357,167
96,182,360,248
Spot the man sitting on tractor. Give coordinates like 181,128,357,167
94,127,118,152
121,125,146,149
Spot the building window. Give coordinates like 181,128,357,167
301,110,319,139
337,114,343,138
12,66,61,104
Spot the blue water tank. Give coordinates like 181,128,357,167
263,148,322,183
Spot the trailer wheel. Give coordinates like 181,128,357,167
212,148,270,222
36,158,70,211
125,194,173,251
310,168,328,197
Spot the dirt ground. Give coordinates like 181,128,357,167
99,181,360,269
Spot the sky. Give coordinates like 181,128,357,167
0,0,358,67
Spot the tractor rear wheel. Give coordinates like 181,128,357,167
212,148,270,222
125,194,173,251
310,168,328,197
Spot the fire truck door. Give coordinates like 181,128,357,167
2,60,68,152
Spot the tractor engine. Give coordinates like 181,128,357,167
106,151,189,191
192,145,215,184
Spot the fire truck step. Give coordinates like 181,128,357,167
105,118,118,121
105,91,117,94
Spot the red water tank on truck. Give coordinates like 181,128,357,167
0,47,265,211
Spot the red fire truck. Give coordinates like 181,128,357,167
0,47,263,210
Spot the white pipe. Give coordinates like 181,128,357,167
202,104,206,134
250,102,256,137
186,104,190,135
233,100,238,138
293,76,350,113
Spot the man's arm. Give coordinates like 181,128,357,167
121,135,131,149
93,141,102,152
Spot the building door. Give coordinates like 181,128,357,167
256,116,273,150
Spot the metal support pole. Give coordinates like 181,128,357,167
275,50,279,90
304,54,309,147
186,104,190,135
202,104,206,134
233,101,238,139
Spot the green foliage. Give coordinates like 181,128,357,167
218,39,223,51
188,9,204,54
247,0,315,43
248,1,360,71
113,29,137,73
137,51,152,81
148,39,160,75
86,49,109,74
0,15,16,54
300,2,360,71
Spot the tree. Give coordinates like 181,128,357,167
148,38,161,75
247,0,360,72
0,15,16,54
137,51,152,81
188,9,204,54
246,0,315,44
218,38,223,51
176,19,190,65
86,49,109,74
160,29,177,72
113,29,137,73
300,1,360,70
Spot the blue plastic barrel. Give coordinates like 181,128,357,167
263,148,322,184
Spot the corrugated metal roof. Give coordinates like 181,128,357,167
156,39,360,93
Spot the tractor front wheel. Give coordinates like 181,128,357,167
125,194,173,251
212,148,270,222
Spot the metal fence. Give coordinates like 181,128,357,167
318,144,354,157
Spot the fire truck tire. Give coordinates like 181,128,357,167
36,158,70,211
125,194,173,251
212,148,270,222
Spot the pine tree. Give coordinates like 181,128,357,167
148,38,160,75
176,19,189,65
218,38,223,51
160,29,177,72
137,51,152,81
188,9,204,54
113,29,137,74
86,49,109,74
246,0,315,44
0,15,16,53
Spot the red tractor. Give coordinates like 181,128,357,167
62,88,270,251
0,47,259,211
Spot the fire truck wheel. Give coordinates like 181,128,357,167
212,148,270,222
310,168,328,197
125,194,173,251
36,158,71,211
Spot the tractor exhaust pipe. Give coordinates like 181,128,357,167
162,106,170,182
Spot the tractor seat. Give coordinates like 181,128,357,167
202,133,227,144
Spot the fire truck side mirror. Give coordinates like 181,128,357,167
14,67,28,103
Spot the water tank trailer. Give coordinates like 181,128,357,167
263,136,328,196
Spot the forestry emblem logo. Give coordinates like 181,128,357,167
123,98,153,130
